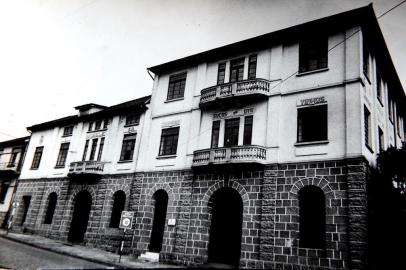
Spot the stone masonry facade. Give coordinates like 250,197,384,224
11,157,369,269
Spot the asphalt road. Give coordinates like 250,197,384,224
0,237,108,270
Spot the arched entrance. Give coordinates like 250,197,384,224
68,190,92,243
149,189,168,253
207,187,243,267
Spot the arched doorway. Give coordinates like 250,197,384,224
207,187,243,267
68,190,92,243
149,189,168,253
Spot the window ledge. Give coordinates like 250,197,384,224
124,124,139,128
61,134,72,138
54,166,65,169
117,160,133,164
30,168,39,170
156,154,177,159
296,68,329,77
365,144,374,154
165,97,184,103
295,140,329,147
87,128,107,133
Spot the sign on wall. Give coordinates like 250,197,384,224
297,96,327,107
213,107,254,120
119,211,134,229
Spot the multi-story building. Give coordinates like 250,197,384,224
10,4,405,270
0,136,29,228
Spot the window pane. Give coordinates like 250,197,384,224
211,121,220,148
217,63,226,85
297,105,327,142
159,127,180,156
230,58,244,83
364,106,371,148
299,38,328,73
120,134,136,161
167,73,187,100
89,139,98,161
243,116,253,145
56,143,70,167
248,55,257,80
31,146,44,169
82,140,89,161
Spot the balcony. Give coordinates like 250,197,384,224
0,162,20,177
68,161,106,177
200,79,270,109
192,145,267,167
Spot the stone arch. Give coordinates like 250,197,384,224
106,185,131,209
147,183,175,205
290,177,336,199
202,180,250,211
67,186,97,211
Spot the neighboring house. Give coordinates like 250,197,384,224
0,136,29,228
10,4,406,270
12,96,150,251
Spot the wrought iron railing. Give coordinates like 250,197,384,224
69,161,106,174
192,145,267,166
200,78,270,105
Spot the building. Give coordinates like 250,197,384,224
10,4,406,270
0,136,29,228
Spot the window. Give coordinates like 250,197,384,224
376,71,382,103
224,118,240,147
230,58,244,82
63,126,73,136
97,137,105,161
217,62,226,85
159,127,179,156
95,120,102,131
125,114,140,126
299,186,326,249
248,55,257,79
0,181,10,203
103,119,109,129
211,121,220,149
167,72,187,100
364,106,372,150
82,140,89,161
88,122,93,131
55,143,69,167
389,98,394,122
243,116,253,145
378,127,384,153
89,139,98,161
31,146,44,169
299,38,328,73
109,191,126,228
8,148,19,167
297,105,327,143
363,43,370,79
43,192,57,224
120,134,136,161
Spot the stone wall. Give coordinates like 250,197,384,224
10,157,369,269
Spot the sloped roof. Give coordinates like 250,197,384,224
0,136,30,147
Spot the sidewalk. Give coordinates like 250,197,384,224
0,229,182,269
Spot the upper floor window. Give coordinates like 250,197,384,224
88,119,108,132
63,126,73,137
30,146,44,170
211,121,220,149
89,138,98,161
230,58,244,83
389,98,394,123
378,127,384,153
299,38,328,73
217,62,226,85
159,127,179,156
363,43,370,79
95,120,102,131
8,148,19,167
297,105,327,143
82,140,89,161
243,115,253,145
97,137,105,161
376,71,383,103
248,55,257,80
119,134,136,161
224,118,240,147
167,72,187,101
364,106,372,151
125,114,140,126
55,142,70,168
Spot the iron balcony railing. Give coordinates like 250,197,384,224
192,145,267,166
200,78,270,107
68,161,106,175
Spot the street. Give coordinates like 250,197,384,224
0,237,108,269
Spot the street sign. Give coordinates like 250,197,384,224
119,211,134,229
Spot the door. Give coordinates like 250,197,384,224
224,118,240,147
149,190,168,253
207,187,243,266
68,191,92,243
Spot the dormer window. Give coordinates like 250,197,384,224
88,119,108,132
63,126,73,137
299,38,328,73
125,114,140,126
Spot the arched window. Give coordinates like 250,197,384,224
298,186,326,249
44,192,57,224
109,190,126,228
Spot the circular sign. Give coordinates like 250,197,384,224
122,218,131,227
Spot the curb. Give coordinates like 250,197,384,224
0,234,125,269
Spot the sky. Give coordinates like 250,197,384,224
0,0,405,141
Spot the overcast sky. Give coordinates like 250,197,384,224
0,0,405,141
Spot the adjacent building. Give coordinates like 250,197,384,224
9,5,406,270
0,136,29,228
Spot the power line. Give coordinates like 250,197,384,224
377,0,406,19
